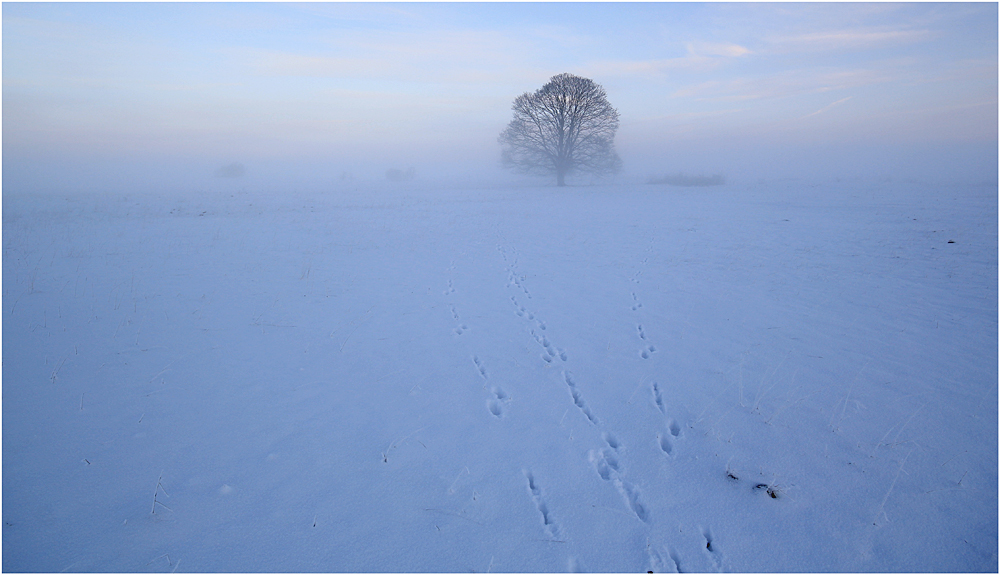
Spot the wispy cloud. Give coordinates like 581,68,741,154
584,41,751,77
801,96,853,119
767,27,932,52
687,41,752,58
629,107,749,125
673,68,888,102
237,28,548,87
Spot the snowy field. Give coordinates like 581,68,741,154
3,179,997,572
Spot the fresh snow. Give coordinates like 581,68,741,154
3,180,997,572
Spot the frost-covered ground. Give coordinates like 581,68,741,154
3,180,997,572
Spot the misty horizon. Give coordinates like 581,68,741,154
3,3,997,194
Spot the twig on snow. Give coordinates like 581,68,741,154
873,449,913,526
151,472,171,514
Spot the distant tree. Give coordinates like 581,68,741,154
215,162,246,178
499,73,622,187
385,167,416,182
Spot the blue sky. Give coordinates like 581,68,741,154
3,2,997,192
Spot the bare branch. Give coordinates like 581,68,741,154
499,73,621,186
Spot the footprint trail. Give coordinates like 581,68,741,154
442,275,510,420
524,470,561,539
563,371,598,425
587,427,649,523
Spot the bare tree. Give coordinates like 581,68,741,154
499,73,622,187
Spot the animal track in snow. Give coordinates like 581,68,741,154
514,278,531,298
589,432,624,480
615,479,649,522
442,276,504,420
647,543,684,573
510,292,564,363
445,298,466,335
669,550,684,573
603,432,621,451
558,372,650,525
637,324,646,340
605,448,621,470
488,399,503,417
472,356,487,380
524,471,560,538
563,372,598,425
533,330,552,352
510,296,541,327
667,419,681,437
658,433,673,455
507,276,564,365
641,345,656,359
486,387,510,418
591,449,615,481
651,380,683,456
652,383,667,414
702,527,722,569
631,292,643,311
531,330,566,363
588,431,646,522
657,416,682,456
488,386,510,417
504,256,532,298
646,545,666,573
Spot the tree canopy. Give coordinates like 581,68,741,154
499,73,622,187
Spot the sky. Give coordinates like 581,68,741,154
3,2,997,193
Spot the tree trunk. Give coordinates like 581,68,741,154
556,168,566,187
